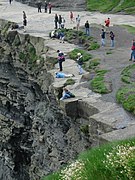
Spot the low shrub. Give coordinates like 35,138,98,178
116,86,135,114
90,70,109,94
64,79,75,86
69,49,92,62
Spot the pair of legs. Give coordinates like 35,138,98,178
85,28,90,36
101,38,105,47
130,50,135,61
111,40,114,47
78,65,83,75
59,61,63,71
60,93,71,100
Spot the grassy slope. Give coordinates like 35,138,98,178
87,0,135,13
42,138,135,180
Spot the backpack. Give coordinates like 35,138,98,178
58,52,65,61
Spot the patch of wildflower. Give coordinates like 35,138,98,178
59,160,87,180
103,143,135,180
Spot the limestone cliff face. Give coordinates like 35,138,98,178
0,21,91,180
15,0,86,10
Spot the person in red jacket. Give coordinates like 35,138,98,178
129,40,135,61
48,2,52,14
105,17,110,27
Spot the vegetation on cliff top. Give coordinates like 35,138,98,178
116,64,135,115
42,138,135,180
87,0,135,14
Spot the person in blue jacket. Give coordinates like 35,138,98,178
60,88,75,100
55,72,74,78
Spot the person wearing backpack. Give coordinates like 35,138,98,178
57,50,65,71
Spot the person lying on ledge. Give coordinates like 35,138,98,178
55,72,74,78
60,88,75,100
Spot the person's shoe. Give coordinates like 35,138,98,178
133,60,135,62
129,59,132,61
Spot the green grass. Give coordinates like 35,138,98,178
114,0,135,13
87,0,120,12
116,86,135,114
69,49,92,62
121,64,135,84
90,69,109,94
87,0,135,14
116,64,135,114
42,138,135,180
121,25,135,34
64,78,75,86
88,42,100,51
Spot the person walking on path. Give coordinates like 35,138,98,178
77,53,84,75
48,2,52,14
60,88,75,100
129,40,135,61
57,50,65,71
110,31,115,47
54,14,58,29
44,1,47,13
85,20,90,36
101,29,106,47
70,11,74,23
37,1,42,13
23,11,27,32
76,14,80,31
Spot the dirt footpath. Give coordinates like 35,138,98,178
89,25,134,103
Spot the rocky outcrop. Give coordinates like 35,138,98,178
0,21,91,180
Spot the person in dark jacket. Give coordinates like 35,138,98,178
101,29,106,47
37,1,42,13
85,20,90,36
110,31,115,47
44,1,47,13
57,50,65,71
77,53,84,75
54,14,58,29
58,15,62,29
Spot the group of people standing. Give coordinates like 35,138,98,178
37,1,52,13
54,14,65,29
101,18,115,47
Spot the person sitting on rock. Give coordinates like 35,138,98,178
55,72,74,78
50,30,57,38
60,88,75,100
